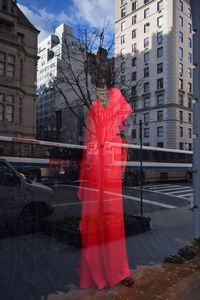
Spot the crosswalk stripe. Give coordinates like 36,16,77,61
146,185,181,191
167,189,193,194
150,186,191,192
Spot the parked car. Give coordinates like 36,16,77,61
0,159,55,232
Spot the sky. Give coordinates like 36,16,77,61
17,0,115,43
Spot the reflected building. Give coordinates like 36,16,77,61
0,0,39,138
115,0,193,150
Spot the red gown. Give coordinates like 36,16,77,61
78,88,133,289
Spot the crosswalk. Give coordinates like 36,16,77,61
142,183,193,201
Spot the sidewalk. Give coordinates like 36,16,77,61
46,207,200,299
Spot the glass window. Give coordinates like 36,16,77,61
132,71,137,81
0,62,5,76
132,15,137,25
188,8,192,18
157,78,163,89
157,110,163,121
121,48,126,57
179,94,184,105
179,143,184,150
144,112,149,124
157,47,163,58
6,64,15,78
132,57,137,67
179,78,183,89
144,0,150,4
144,23,150,33
157,31,163,43
157,62,163,73
144,96,150,107
121,0,126,4
188,96,192,108
132,1,137,11
179,0,183,11
188,82,192,93
121,35,125,44
144,67,149,77
179,47,183,58
188,128,192,138
179,31,183,42
157,126,163,137
132,86,136,95
157,142,164,148
179,110,183,122
144,52,149,63
121,62,125,72
144,8,150,18
157,93,164,105
179,63,183,73
6,95,14,104
132,129,137,139
188,23,192,33
157,0,163,11
188,67,192,78
0,103,4,121
188,53,192,63
144,128,149,138
5,104,14,122
179,127,183,137
188,113,192,123
144,37,149,48
157,16,163,27
132,43,137,53
144,82,150,93
7,54,15,64
188,37,192,48
121,21,126,31
121,75,125,85
0,52,5,61
179,16,183,26
132,29,137,39
121,8,126,17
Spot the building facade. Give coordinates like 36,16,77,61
0,0,39,138
115,0,193,150
36,24,86,143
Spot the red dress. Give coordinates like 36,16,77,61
78,88,133,289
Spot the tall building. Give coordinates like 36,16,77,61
36,24,86,143
0,0,39,138
115,0,193,150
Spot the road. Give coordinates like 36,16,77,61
48,181,193,221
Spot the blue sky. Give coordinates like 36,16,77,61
17,0,115,43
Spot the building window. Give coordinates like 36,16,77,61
188,128,192,138
121,8,126,17
179,0,183,11
179,94,184,106
144,82,150,93
132,86,136,96
121,21,126,31
132,43,137,53
157,126,163,137
179,16,183,27
188,97,192,108
132,57,137,67
121,0,126,4
157,16,163,27
179,63,183,73
144,128,149,138
188,113,192,123
144,52,149,63
188,81,192,93
157,110,163,121
132,99,138,110
179,78,183,89
2,0,8,10
144,8,150,18
144,67,149,77
188,37,192,48
0,94,4,121
144,0,150,4
132,129,137,139
157,0,163,11
144,112,149,124
157,78,163,89
132,29,137,39
157,142,164,148
132,15,137,25
0,52,15,78
144,37,149,48
179,110,183,122
157,31,163,44
188,23,192,33
179,127,183,137
188,8,192,18
5,95,14,122
121,62,125,72
132,1,137,11
144,96,150,108
179,143,183,150
179,47,183,58
157,47,163,58
6,64,15,78
132,71,137,81
157,93,164,105
121,48,126,57
144,23,150,33
188,68,192,78
121,75,125,85
157,62,163,73
0,61,5,76
188,52,192,63
179,31,183,42
121,35,125,44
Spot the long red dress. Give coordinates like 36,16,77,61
78,88,133,289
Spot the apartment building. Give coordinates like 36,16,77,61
36,24,86,143
0,0,39,138
115,0,193,150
